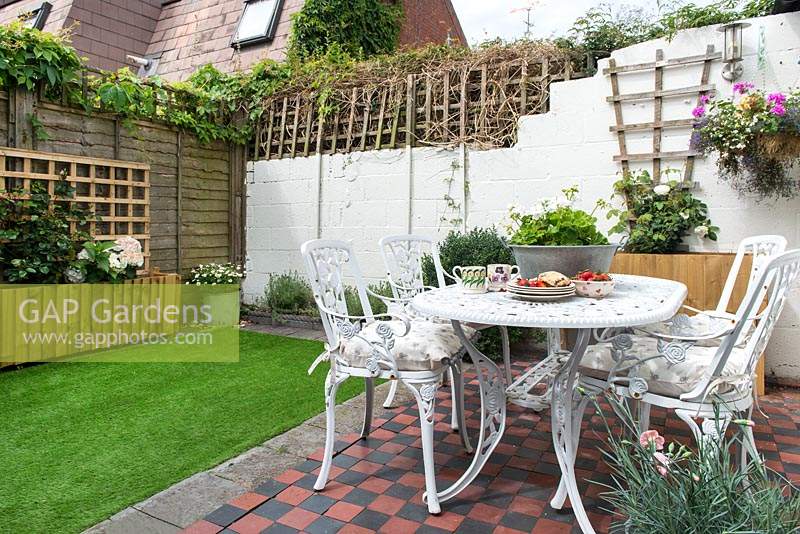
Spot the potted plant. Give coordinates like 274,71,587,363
186,263,244,325
691,82,800,201
504,186,620,277
608,170,718,253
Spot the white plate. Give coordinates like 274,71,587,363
506,285,575,295
507,292,575,302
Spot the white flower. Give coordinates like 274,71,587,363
653,184,671,196
115,236,142,254
694,225,709,238
65,267,85,283
680,211,690,220
120,250,145,268
108,252,127,271
77,249,90,260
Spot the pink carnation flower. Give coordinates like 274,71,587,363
639,429,665,451
654,451,670,477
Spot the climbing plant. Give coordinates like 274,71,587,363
288,0,403,60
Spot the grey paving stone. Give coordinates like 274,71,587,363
82,507,179,534
134,472,245,528
212,445,305,490
263,422,328,457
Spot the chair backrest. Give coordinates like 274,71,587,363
685,249,800,401
378,234,446,299
300,239,373,348
715,235,787,314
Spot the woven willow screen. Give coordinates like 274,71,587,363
254,49,586,160
1,147,151,270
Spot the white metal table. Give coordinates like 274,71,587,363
411,274,687,534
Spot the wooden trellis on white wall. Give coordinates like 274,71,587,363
0,147,151,271
606,45,720,183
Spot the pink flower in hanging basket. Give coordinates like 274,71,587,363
692,106,706,118
770,103,786,117
733,81,754,95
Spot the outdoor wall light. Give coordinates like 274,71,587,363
718,21,751,81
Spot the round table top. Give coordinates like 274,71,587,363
410,274,687,329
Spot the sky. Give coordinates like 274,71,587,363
449,1,715,45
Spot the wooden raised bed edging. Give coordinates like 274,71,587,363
610,252,766,395
0,270,181,369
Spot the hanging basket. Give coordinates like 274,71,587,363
755,132,800,159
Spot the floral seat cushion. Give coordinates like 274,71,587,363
580,335,750,397
339,319,476,372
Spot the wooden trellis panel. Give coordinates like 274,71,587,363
0,147,151,270
606,45,720,183
254,53,585,160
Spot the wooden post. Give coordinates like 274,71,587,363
176,131,183,274
405,75,416,147
652,50,664,180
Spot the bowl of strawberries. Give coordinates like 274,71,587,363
572,270,615,298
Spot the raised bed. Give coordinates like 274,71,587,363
0,270,181,368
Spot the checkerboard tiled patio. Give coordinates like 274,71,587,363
182,363,800,534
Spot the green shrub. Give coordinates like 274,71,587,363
264,272,317,315
422,227,514,287
420,227,540,360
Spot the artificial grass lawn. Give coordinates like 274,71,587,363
0,331,365,534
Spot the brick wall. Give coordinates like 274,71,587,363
398,0,466,47
67,0,162,72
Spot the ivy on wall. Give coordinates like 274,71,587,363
288,0,403,60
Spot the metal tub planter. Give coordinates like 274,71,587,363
511,244,621,278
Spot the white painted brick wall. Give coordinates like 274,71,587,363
245,13,800,381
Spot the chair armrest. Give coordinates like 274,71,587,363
314,299,412,336
366,286,411,304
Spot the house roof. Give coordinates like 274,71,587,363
0,0,467,80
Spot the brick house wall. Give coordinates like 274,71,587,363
398,0,466,47
0,0,465,80
68,0,162,71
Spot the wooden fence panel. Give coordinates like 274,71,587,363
1,88,246,276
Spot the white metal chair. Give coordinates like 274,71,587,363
550,248,800,511
301,239,474,514
378,234,514,407
625,234,786,429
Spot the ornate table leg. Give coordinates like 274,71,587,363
424,320,506,505
549,328,596,534
506,328,565,411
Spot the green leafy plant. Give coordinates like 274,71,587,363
0,22,82,96
68,237,145,283
557,1,774,65
608,170,718,254
505,186,609,246
288,0,403,60
0,176,92,283
594,393,800,533
691,83,800,201
345,280,394,317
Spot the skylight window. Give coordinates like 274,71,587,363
232,0,283,48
